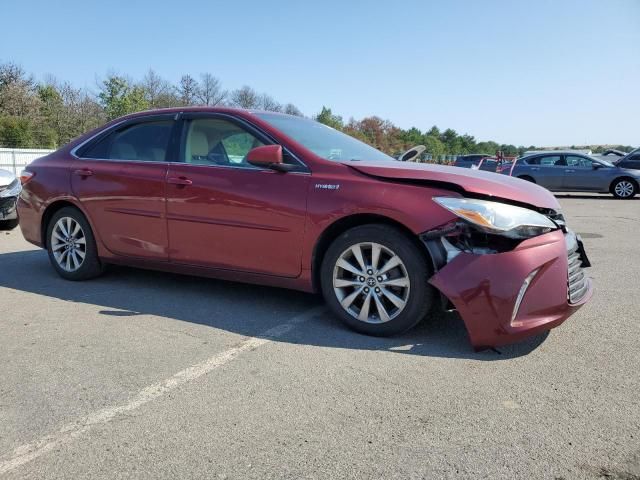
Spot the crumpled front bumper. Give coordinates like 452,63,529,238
428,230,593,349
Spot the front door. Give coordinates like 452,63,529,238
562,155,602,191
71,116,175,260
529,155,566,190
165,115,309,277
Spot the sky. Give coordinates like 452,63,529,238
2,0,639,147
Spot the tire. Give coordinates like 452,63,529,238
0,219,18,231
611,178,637,199
320,224,433,336
518,175,536,183
46,207,104,280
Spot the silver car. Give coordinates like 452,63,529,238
502,152,640,199
0,168,21,230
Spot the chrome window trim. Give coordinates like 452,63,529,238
70,112,311,175
67,155,310,176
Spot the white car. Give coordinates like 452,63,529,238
0,168,21,230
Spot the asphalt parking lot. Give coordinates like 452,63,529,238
0,194,639,479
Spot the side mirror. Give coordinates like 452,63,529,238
593,163,603,169
246,145,294,172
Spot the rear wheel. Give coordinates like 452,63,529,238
46,207,104,280
320,225,433,336
611,178,637,199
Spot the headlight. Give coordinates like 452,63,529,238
0,179,21,198
433,197,557,239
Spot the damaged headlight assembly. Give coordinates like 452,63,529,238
433,197,557,239
423,197,561,266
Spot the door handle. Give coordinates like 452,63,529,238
167,176,193,186
73,169,94,177
531,167,539,171
565,169,575,173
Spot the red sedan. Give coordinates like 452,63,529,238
17,108,593,349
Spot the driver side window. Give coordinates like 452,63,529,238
182,118,264,168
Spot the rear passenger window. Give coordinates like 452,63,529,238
81,120,173,162
529,155,562,166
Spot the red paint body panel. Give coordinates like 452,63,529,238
165,164,309,276
346,161,561,210
17,107,593,348
70,159,169,260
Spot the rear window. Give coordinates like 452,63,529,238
80,120,174,162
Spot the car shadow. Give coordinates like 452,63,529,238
0,249,550,362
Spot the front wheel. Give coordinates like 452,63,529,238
46,207,104,280
320,225,433,336
611,178,637,199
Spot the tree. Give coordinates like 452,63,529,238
197,73,226,106
142,69,177,108
229,85,260,109
283,103,303,116
0,62,40,119
423,135,446,162
0,116,34,147
178,74,199,106
98,75,149,120
426,126,440,138
260,93,282,112
315,106,343,130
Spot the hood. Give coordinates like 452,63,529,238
345,161,561,210
0,169,15,188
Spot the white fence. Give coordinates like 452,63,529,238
0,148,55,176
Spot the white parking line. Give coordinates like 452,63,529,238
0,306,325,475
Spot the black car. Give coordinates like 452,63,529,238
0,168,21,230
453,154,498,172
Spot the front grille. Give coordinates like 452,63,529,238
567,243,588,303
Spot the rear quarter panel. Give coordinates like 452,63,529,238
18,153,75,247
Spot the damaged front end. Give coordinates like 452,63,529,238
422,197,593,349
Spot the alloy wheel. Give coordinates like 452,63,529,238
614,180,634,198
332,242,410,324
51,217,87,272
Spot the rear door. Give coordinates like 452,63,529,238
525,155,565,189
165,114,310,277
71,115,176,260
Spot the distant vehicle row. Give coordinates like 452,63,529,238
452,149,640,199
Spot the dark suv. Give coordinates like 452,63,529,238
615,148,640,170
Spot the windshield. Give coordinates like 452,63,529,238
254,113,396,163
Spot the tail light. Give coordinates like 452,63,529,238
20,171,35,185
